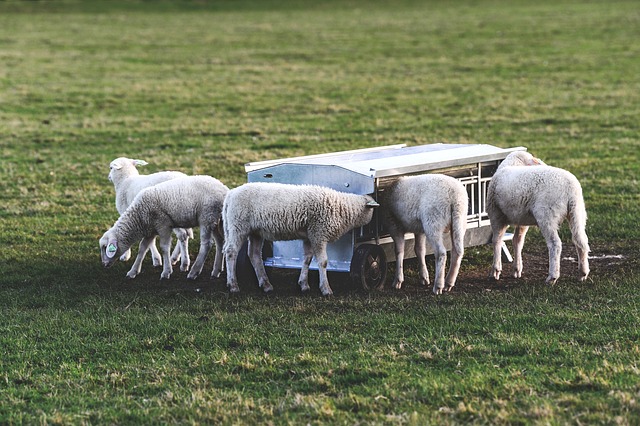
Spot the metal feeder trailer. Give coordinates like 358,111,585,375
244,143,525,290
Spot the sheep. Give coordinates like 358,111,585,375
222,182,379,296
487,150,590,284
108,157,193,277
100,175,228,280
380,174,468,295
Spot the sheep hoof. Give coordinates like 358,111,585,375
299,282,311,292
180,264,190,272
492,269,502,281
444,285,454,293
211,269,222,279
392,280,403,290
263,284,274,293
187,272,199,280
545,275,558,285
119,254,131,262
228,284,240,293
513,270,522,279
126,272,138,279
433,287,444,295
321,288,334,297
160,273,171,280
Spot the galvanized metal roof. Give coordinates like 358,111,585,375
245,143,526,178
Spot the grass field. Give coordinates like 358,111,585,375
1,0,639,424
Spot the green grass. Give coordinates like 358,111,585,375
1,0,639,424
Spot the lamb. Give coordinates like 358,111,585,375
222,182,379,296
100,175,228,280
380,174,468,294
108,157,193,277
487,150,590,284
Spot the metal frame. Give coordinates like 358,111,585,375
245,143,525,272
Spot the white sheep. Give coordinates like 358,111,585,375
381,174,468,294
222,182,379,296
487,150,590,284
100,175,228,280
108,157,193,276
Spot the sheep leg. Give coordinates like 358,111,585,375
224,238,241,293
210,226,224,279
414,232,430,287
158,232,174,280
572,227,590,282
444,230,464,292
249,235,273,293
171,228,191,272
313,242,333,296
576,244,590,282
491,222,509,281
425,231,447,295
119,248,132,262
170,228,191,266
170,243,181,265
149,238,163,267
511,226,529,279
389,230,406,289
187,226,213,280
297,239,313,292
126,236,156,279
538,221,562,284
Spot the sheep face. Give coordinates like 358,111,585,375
108,158,148,182
99,232,122,268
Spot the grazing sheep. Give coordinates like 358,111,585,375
381,174,468,294
487,151,590,284
223,182,379,296
100,175,228,280
108,157,192,276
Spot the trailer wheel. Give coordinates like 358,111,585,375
350,244,387,291
236,240,273,287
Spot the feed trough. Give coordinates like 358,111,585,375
242,143,525,289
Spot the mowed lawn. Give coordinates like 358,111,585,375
1,0,639,424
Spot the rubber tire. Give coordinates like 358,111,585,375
350,244,387,291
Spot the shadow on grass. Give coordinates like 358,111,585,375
1,239,635,312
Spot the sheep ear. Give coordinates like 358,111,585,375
132,159,148,167
530,157,544,165
105,240,118,259
366,200,380,208
110,162,123,170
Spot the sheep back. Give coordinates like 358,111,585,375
116,171,188,214
383,174,468,234
131,175,228,229
223,182,376,243
488,165,585,227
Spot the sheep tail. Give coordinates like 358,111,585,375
568,192,590,253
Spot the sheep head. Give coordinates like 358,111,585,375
108,157,149,182
99,230,122,268
499,151,546,169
